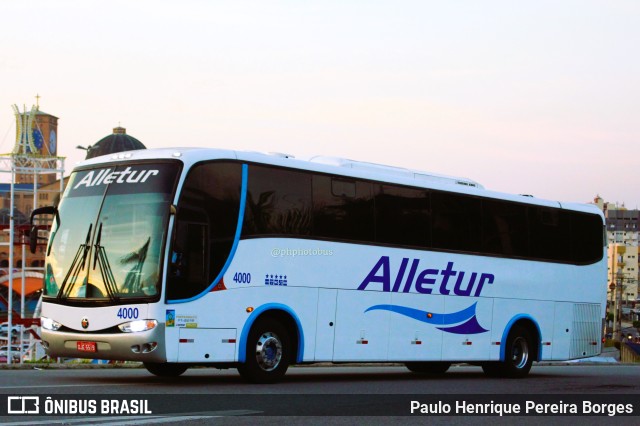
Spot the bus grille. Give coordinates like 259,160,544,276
570,303,601,359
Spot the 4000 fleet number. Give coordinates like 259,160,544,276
116,307,139,319
233,272,252,284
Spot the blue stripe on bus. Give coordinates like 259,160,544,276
238,303,305,364
500,314,542,362
167,163,248,304
365,303,488,334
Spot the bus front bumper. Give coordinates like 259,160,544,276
41,324,166,363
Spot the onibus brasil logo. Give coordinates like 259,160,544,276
357,256,494,334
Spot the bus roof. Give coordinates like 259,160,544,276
74,147,603,217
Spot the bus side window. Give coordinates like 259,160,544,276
182,222,208,283
431,191,482,253
331,179,356,198
375,185,430,248
482,200,529,257
313,176,374,242
242,165,312,237
167,161,241,301
570,212,603,264
529,207,570,262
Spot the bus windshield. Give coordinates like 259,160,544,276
44,162,180,303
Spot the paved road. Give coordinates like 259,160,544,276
0,364,638,425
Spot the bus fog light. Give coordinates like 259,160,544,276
131,345,141,353
142,342,158,353
42,341,49,350
118,320,158,333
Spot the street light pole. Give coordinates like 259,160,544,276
609,282,616,338
613,281,619,341
615,270,626,342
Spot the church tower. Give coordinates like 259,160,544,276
12,97,59,185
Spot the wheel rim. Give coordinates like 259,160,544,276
255,331,283,371
511,336,529,369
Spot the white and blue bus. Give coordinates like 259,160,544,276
33,148,607,382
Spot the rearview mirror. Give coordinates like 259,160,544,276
29,226,38,254
29,206,58,254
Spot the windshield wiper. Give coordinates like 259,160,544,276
58,224,92,300
93,223,120,302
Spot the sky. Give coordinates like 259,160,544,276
1,0,638,207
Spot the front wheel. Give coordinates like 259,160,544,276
143,362,188,377
482,325,534,378
238,318,290,383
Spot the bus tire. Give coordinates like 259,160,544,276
482,325,533,378
405,362,451,375
143,362,188,377
238,318,290,384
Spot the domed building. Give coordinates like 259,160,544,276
84,126,146,159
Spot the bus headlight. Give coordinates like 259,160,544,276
41,317,62,331
118,320,158,333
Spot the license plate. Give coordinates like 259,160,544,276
77,341,97,352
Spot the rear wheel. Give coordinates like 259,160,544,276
238,318,291,383
482,325,534,378
405,362,451,375
143,362,188,377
